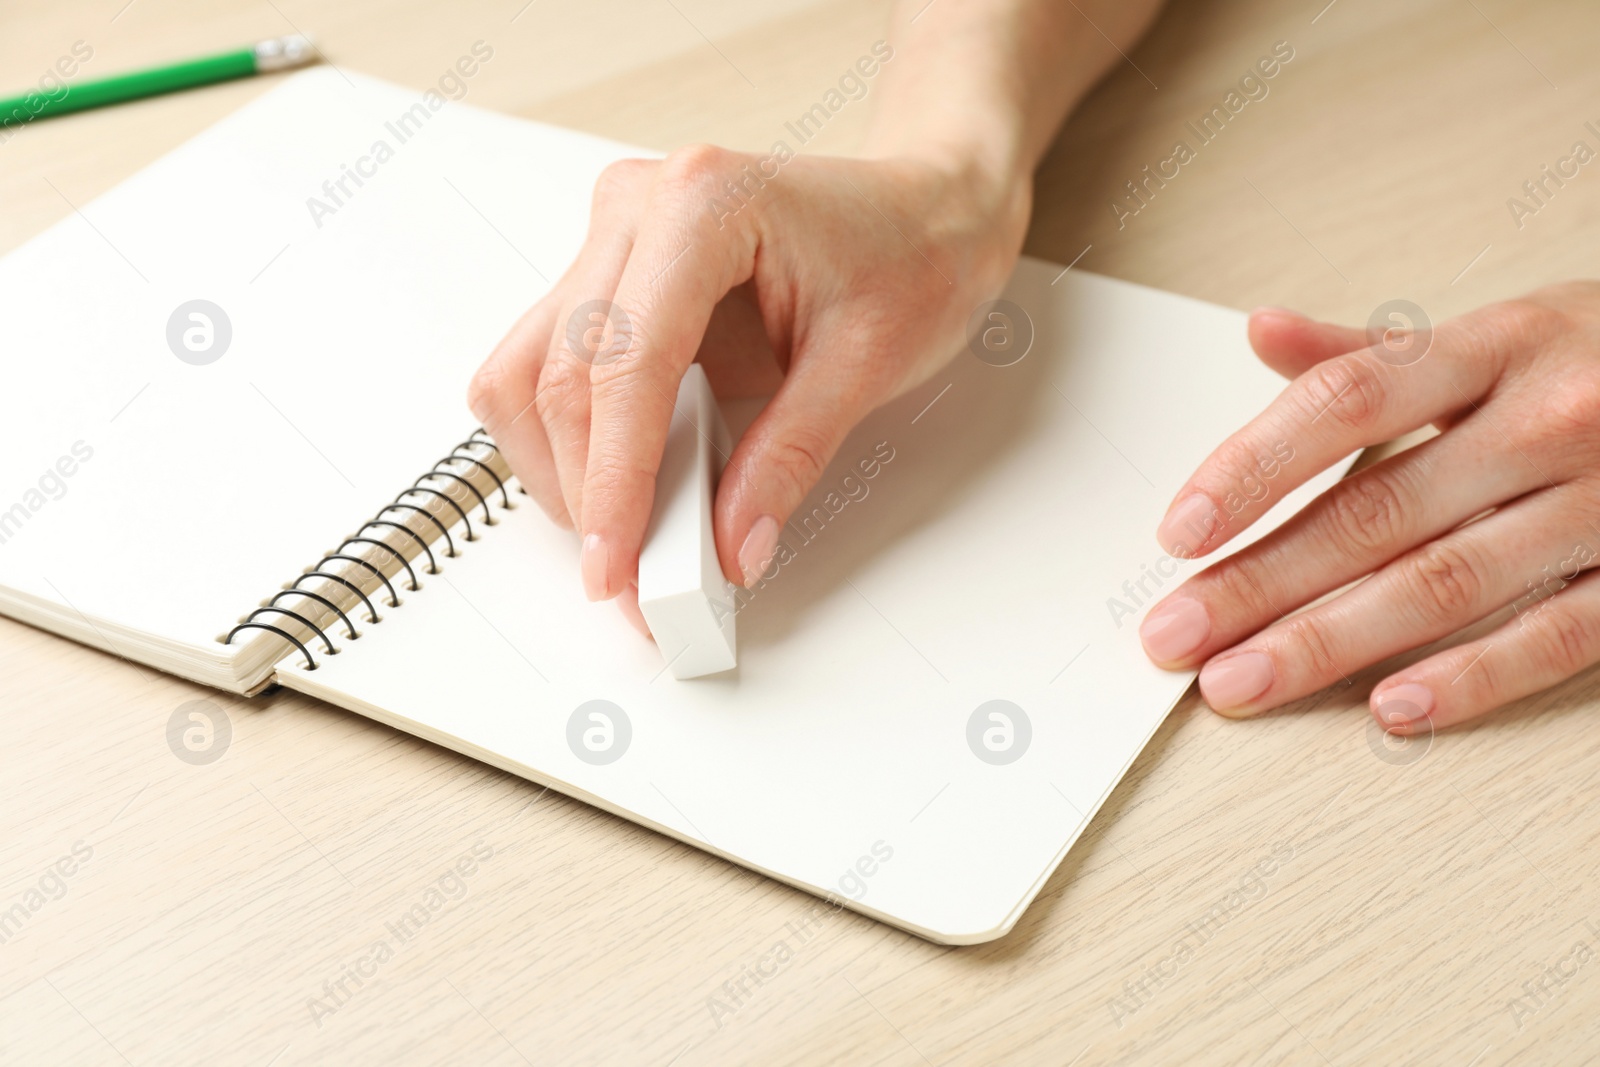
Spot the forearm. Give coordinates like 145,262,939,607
864,0,1163,198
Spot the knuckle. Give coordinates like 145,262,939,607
1525,601,1600,676
1322,471,1409,558
1542,371,1600,437
1280,612,1343,681
1462,642,1511,699
1402,542,1484,621
1302,355,1386,433
1205,442,1276,514
586,334,653,387
534,358,587,421
1196,554,1278,618
769,431,834,497
584,454,657,506
1479,297,1569,349
592,158,652,208
656,142,735,200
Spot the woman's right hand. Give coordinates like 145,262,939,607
467,0,1165,628
467,144,1031,620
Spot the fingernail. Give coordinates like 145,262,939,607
1372,683,1435,727
1199,651,1275,711
1140,597,1210,663
581,533,610,601
1251,305,1308,320
618,580,652,639
1158,494,1221,558
738,515,780,588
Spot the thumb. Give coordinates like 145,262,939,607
1247,307,1369,379
714,362,868,588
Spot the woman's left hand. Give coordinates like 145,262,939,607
1138,282,1600,735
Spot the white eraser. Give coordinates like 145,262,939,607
637,365,737,679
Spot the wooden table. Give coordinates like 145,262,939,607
4,1,1599,1063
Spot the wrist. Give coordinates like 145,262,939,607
888,141,1034,266
878,143,1028,244
861,95,1034,250
864,114,1028,206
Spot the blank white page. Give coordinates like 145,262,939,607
0,69,635,686
279,259,1353,943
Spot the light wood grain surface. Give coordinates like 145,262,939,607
4,1,1600,1064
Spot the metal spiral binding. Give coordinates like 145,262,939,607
224,430,512,671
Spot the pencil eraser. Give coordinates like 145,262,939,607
637,365,737,679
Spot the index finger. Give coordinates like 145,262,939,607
578,146,758,601
1155,314,1509,559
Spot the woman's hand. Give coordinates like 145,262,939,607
1140,283,1600,734
467,148,1027,616
465,0,1163,630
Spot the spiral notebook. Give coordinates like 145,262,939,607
0,69,1352,943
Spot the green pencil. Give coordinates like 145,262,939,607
0,35,318,131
